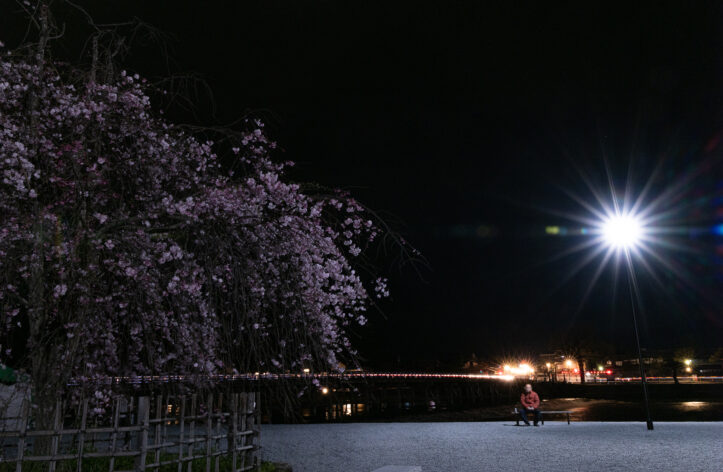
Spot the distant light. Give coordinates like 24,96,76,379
685,367,692,373
713,224,723,236
598,366,604,371
303,368,310,374
518,363,533,375
565,360,573,368
546,226,561,235
684,359,692,366
545,362,551,368
500,362,537,377
321,387,329,395
602,214,643,249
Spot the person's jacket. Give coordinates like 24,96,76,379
520,391,540,409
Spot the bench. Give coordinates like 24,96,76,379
513,408,571,425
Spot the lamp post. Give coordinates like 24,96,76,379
602,213,654,430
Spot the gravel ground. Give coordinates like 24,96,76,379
260,422,723,472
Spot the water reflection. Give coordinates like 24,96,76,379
681,401,706,408
536,399,722,422
315,403,367,421
303,398,723,422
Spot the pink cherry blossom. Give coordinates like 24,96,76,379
0,45,404,409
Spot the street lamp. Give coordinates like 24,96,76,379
601,212,654,430
602,214,642,249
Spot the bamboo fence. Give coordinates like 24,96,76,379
0,392,260,472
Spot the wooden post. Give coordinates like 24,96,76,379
153,395,162,471
205,394,213,472
125,397,134,451
135,396,150,471
49,399,62,472
109,397,121,472
251,392,260,471
76,398,89,472
176,396,186,472
240,393,247,472
214,393,222,472
229,394,238,472
187,395,196,472
161,396,169,470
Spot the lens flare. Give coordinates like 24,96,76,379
601,213,643,249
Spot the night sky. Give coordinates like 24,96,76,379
3,1,722,368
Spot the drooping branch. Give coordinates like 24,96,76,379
0,2,422,420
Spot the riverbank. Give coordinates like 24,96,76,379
261,422,723,472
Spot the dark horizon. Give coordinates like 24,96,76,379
2,0,721,369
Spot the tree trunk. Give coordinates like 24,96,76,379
578,360,586,383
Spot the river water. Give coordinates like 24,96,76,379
304,398,723,422
541,398,723,421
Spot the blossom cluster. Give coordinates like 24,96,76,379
0,55,386,403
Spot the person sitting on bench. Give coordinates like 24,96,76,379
519,383,541,426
